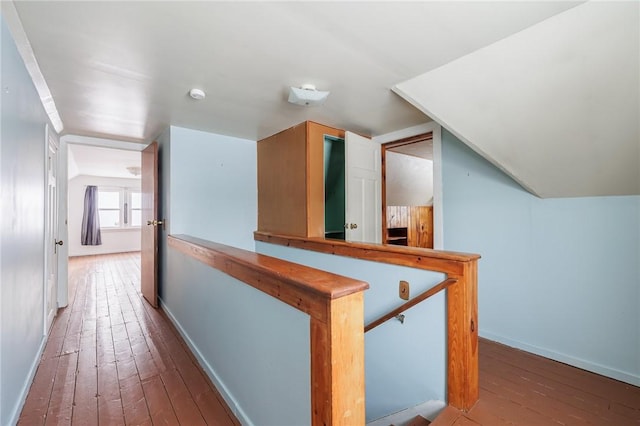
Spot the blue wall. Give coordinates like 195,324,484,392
442,129,640,385
169,126,257,251
159,127,316,425
1,15,50,425
165,249,311,425
255,242,447,422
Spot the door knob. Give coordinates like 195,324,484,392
55,239,64,246
350,223,358,229
54,239,63,254
147,220,164,226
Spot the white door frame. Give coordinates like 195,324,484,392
57,134,146,306
372,122,443,249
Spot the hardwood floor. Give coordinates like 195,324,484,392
434,339,640,425
19,252,239,426
19,252,640,425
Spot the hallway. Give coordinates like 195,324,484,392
18,253,640,425
19,253,238,425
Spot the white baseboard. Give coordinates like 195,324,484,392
8,335,48,426
367,400,446,426
480,331,640,387
159,298,254,426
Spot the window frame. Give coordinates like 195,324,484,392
97,186,141,230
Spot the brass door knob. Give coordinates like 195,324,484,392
350,223,358,229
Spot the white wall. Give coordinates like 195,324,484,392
67,175,141,256
1,15,49,425
442,129,640,386
386,151,433,206
395,1,639,198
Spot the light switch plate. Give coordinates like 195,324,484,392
399,280,410,300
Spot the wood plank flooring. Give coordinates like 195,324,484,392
19,252,239,426
19,253,640,425
433,339,640,425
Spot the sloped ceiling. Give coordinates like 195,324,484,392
394,1,639,198
68,144,141,180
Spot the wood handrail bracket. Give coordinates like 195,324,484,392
168,234,369,425
365,278,457,333
254,231,481,412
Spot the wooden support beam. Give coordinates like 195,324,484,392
447,260,479,411
311,292,366,426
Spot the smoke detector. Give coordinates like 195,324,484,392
288,84,330,106
189,88,206,100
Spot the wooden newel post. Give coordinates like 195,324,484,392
447,260,479,411
310,292,366,425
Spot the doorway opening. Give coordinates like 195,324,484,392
381,132,434,248
58,135,147,308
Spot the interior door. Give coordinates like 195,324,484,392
345,131,382,243
141,141,159,307
45,130,59,331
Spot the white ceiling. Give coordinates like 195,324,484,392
395,1,639,198
10,1,581,143
389,141,433,161
68,144,141,180
12,1,631,198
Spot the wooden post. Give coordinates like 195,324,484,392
310,292,366,425
447,260,479,411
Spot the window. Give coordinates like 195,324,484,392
130,191,142,227
98,187,141,229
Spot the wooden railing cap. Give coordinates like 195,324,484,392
169,234,369,301
254,231,480,261
254,231,480,275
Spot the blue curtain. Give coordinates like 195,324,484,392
81,185,102,245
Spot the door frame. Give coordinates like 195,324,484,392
373,122,443,249
58,134,147,307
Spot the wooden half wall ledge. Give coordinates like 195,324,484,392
168,234,369,322
254,230,481,413
254,231,480,275
168,234,368,425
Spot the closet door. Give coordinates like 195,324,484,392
345,132,381,243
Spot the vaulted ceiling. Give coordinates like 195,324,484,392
5,1,638,198
394,1,639,198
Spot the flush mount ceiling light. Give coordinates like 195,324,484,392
288,84,330,106
126,166,141,176
189,88,206,100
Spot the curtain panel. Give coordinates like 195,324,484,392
81,185,102,245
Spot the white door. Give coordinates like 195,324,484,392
45,128,60,332
345,131,382,243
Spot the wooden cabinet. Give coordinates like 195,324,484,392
385,205,433,248
257,121,344,238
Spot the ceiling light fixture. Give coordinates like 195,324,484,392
189,88,206,100
127,166,141,176
288,84,329,106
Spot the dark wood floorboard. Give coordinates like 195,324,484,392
434,339,640,425
19,252,239,426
